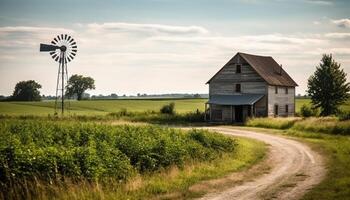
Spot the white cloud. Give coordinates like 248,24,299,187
331,18,350,28
0,22,349,96
86,22,209,35
305,0,333,5
325,32,350,39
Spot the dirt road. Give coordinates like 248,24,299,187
198,127,325,200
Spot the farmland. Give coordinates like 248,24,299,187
0,99,207,116
1,98,349,116
0,119,266,199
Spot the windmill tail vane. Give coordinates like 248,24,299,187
40,34,78,115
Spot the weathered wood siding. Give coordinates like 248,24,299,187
267,86,295,117
209,54,266,95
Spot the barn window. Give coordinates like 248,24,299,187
285,87,288,94
285,105,289,114
274,104,278,116
236,84,241,92
275,86,278,94
236,65,241,73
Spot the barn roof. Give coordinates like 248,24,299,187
207,52,298,87
207,94,264,105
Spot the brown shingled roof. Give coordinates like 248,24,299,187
207,52,298,87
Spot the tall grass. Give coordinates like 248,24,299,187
246,117,350,135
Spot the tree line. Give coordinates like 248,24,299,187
4,74,95,101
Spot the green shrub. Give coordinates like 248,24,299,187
300,104,318,117
160,102,175,115
0,119,236,189
337,110,350,121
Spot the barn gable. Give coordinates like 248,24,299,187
207,52,298,87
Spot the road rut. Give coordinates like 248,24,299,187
198,127,325,200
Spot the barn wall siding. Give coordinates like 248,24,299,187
267,86,295,117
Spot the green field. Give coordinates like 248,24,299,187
1,98,349,116
0,99,207,116
0,119,266,199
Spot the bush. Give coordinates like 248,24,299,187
300,104,318,117
337,111,350,121
160,102,175,115
0,119,236,189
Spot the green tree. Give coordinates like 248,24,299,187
66,74,95,100
307,54,350,116
11,80,42,101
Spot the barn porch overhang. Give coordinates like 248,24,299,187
207,94,264,105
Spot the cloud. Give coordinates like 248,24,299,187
331,18,350,28
305,0,333,5
325,32,350,39
0,26,75,48
0,22,349,96
86,22,209,35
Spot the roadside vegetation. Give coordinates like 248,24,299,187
0,118,266,199
246,117,350,135
245,117,350,199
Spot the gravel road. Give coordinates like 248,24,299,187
198,127,325,200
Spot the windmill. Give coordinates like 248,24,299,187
40,34,77,115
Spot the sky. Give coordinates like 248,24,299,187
0,0,349,96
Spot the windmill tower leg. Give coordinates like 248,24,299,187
61,52,65,115
55,54,61,115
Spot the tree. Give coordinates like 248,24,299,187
66,74,95,100
307,54,350,116
11,80,42,101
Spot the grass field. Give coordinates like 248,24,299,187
0,99,207,116
1,98,349,116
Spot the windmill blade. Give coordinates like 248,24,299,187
69,55,74,60
71,46,77,49
61,34,64,40
54,38,59,43
70,42,76,46
51,41,56,45
69,38,74,43
72,49,77,52
49,51,56,55
71,52,76,56
40,44,60,52
64,34,67,40
52,54,58,60
67,57,71,62
67,35,71,41
57,35,61,40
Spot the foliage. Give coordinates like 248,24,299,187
66,74,95,100
10,80,42,101
0,119,236,198
337,110,350,121
247,117,350,135
160,102,175,115
307,54,350,116
300,104,318,117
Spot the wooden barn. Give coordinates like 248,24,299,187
205,52,298,123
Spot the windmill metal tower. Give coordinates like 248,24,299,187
40,34,77,115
